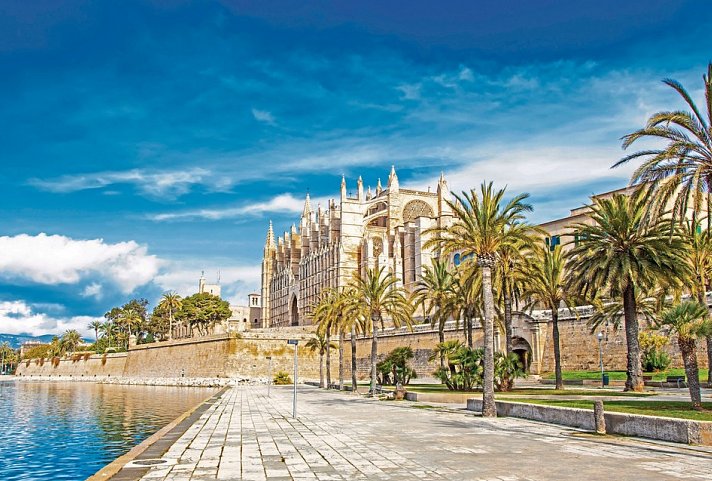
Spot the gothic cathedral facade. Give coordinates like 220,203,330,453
260,167,453,327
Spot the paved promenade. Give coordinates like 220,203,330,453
131,385,711,481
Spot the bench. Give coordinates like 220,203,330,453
666,376,686,388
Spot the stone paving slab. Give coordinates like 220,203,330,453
132,385,712,481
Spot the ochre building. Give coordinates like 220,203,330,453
261,167,453,327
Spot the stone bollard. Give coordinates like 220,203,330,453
394,382,406,401
594,400,606,434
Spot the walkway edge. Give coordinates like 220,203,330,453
86,386,229,481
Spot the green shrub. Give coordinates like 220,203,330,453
639,330,671,372
642,349,672,372
431,341,526,392
273,371,292,385
377,347,417,386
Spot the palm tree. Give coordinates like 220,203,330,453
99,321,116,348
496,239,536,354
412,258,454,369
349,267,414,396
448,261,484,348
158,292,182,341
654,301,712,409
426,181,534,417
60,329,82,354
566,190,691,391
313,290,338,389
305,333,335,388
615,63,712,383
523,245,572,390
87,320,102,343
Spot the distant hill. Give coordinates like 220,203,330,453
0,333,59,349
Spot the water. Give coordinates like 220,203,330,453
0,380,216,481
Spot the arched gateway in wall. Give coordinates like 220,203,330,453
290,296,299,326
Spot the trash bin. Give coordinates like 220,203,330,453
602,373,610,386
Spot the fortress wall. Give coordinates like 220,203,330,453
16,331,323,381
16,352,128,378
538,317,709,373
343,326,483,380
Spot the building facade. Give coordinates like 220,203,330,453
261,167,453,327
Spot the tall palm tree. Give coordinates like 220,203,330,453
305,333,335,388
426,181,533,417
317,287,361,391
158,292,183,341
614,63,712,382
349,267,413,396
313,289,341,389
60,329,82,354
654,301,712,409
566,190,691,391
446,263,482,348
523,245,572,390
412,258,454,369
87,320,102,343
496,239,536,354
99,321,116,348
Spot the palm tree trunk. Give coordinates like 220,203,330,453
693,288,711,386
678,336,702,409
480,263,497,417
466,315,473,349
552,309,563,390
707,337,712,386
370,319,379,397
503,281,513,355
622,283,643,392
319,353,324,388
438,327,445,370
325,331,332,389
351,324,358,394
168,309,173,341
338,329,345,390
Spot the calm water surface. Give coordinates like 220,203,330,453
0,380,216,481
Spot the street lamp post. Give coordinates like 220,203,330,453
287,340,298,418
597,331,604,388
266,356,272,397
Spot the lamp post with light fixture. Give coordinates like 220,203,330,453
597,331,604,388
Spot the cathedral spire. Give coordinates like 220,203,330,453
265,220,275,247
357,176,364,201
302,192,311,218
340,175,347,201
387,165,399,192
376,178,382,194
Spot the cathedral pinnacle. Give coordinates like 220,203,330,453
387,165,399,191
266,220,275,247
302,192,312,218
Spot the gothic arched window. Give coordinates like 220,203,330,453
402,200,434,222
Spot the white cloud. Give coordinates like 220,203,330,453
0,300,100,337
153,263,262,306
81,283,103,299
0,233,161,294
251,108,276,125
149,193,331,222
28,167,211,198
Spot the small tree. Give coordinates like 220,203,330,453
639,330,671,372
654,301,712,409
376,347,417,386
306,334,336,388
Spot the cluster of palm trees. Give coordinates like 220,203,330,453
310,64,712,413
86,293,187,352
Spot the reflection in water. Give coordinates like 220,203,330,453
0,380,216,481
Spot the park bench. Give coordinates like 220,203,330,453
666,376,686,388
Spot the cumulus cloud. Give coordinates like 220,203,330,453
153,263,262,306
28,167,211,198
0,300,100,337
149,193,330,222
0,233,161,294
81,283,103,299
251,108,276,125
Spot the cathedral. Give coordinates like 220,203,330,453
261,167,453,327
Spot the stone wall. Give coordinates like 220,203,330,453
16,352,128,378
16,330,323,381
538,316,709,372
343,324,484,380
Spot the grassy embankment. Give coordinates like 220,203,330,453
498,399,712,422
543,368,709,381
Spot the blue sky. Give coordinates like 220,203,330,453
1,0,711,336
